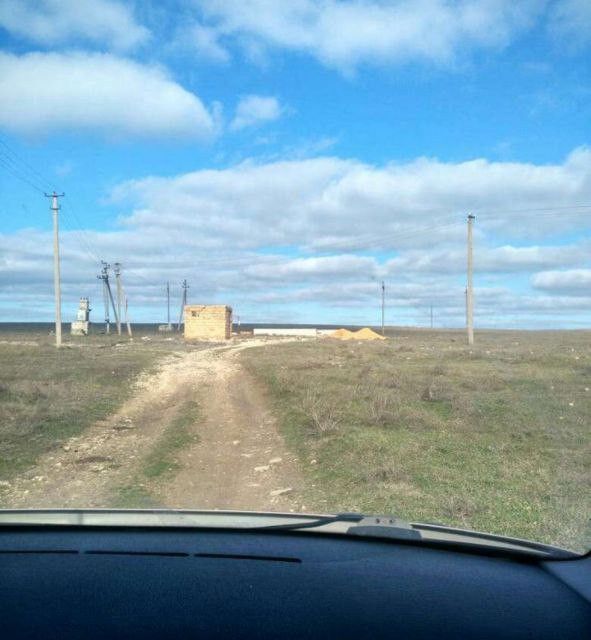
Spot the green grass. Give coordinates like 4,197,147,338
142,400,201,479
0,336,167,482
242,330,591,552
111,484,160,509
111,398,201,507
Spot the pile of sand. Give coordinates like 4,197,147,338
354,327,386,341
329,328,355,340
329,327,386,341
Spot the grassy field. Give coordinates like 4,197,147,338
242,330,591,551
0,331,182,483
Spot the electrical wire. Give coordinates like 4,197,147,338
0,137,55,191
0,153,46,194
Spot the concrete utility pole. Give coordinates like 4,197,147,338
166,281,171,330
466,214,475,345
98,262,111,334
116,268,132,338
177,279,188,331
123,294,132,337
113,262,122,335
105,274,119,332
381,280,385,336
430,304,434,329
45,192,65,347
97,262,119,335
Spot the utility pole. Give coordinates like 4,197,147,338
98,262,110,334
124,295,132,337
166,281,171,330
113,262,122,335
177,279,188,331
381,280,385,336
45,192,65,347
97,262,119,334
466,214,475,345
117,269,132,338
430,304,434,329
105,272,119,332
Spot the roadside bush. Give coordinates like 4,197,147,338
368,391,401,426
301,387,341,435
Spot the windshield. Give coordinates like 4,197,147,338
0,0,589,554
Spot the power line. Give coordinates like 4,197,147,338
0,154,46,194
59,202,103,263
474,204,591,217
0,137,55,190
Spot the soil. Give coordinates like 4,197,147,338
0,339,304,513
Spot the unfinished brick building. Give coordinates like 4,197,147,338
184,305,232,341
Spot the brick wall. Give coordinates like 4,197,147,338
184,305,232,341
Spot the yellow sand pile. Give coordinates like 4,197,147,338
329,328,355,340
354,327,386,340
329,327,386,341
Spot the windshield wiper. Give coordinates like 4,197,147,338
247,512,365,530
253,513,422,540
252,513,575,558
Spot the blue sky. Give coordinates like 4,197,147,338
0,0,590,327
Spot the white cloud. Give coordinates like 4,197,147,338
230,95,283,131
386,243,590,275
0,0,149,51
0,52,216,139
196,0,540,71
2,148,591,327
244,255,377,281
532,269,591,294
112,147,591,252
189,23,231,62
548,0,591,50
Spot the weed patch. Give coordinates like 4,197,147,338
242,331,591,551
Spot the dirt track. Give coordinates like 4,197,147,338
0,340,303,512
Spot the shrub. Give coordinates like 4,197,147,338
301,387,341,434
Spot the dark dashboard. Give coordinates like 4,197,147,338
0,526,589,639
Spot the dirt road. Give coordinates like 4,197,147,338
0,340,303,512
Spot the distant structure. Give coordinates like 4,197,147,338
71,297,91,336
158,324,173,332
253,327,319,337
184,305,232,341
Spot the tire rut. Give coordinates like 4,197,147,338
0,339,304,512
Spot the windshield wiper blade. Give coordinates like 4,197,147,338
248,512,365,531
252,513,422,540
252,514,573,557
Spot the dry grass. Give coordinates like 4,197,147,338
242,329,591,552
301,387,342,434
0,331,188,483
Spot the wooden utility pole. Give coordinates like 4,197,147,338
177,279,188,331
45,192,65,347
113,262,122,335
466,214,475,345
381,280,385,336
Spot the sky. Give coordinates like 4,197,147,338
0,0,590,328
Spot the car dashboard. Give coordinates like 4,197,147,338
0,525,589,639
